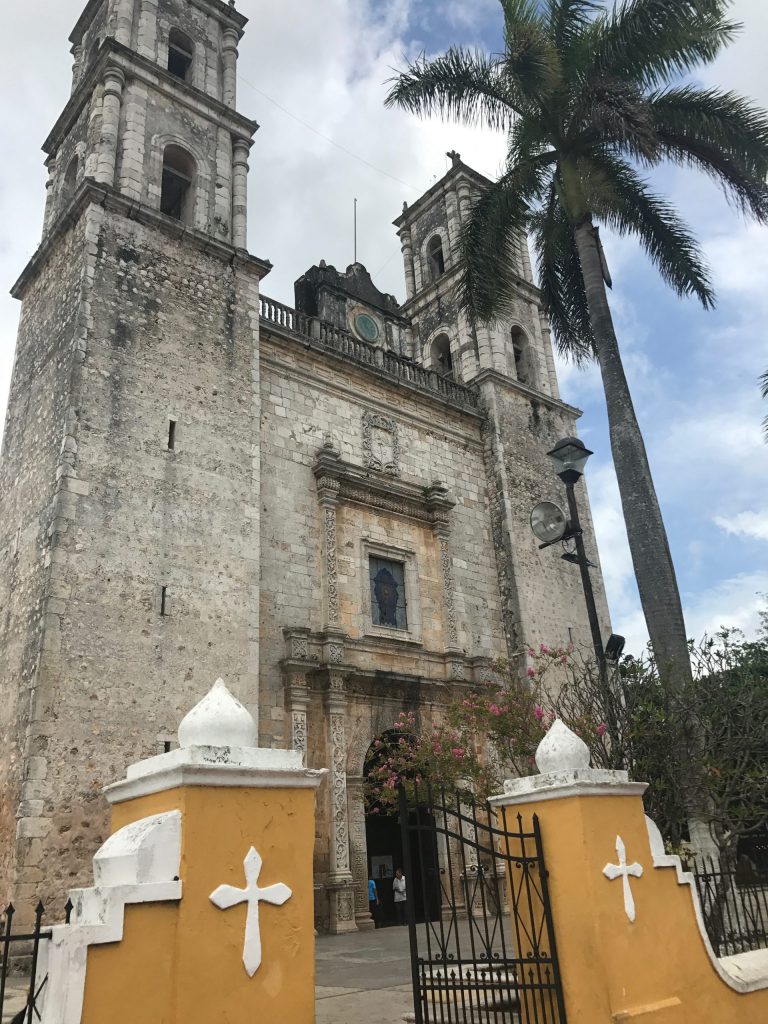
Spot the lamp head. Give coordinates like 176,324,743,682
547,437,593,484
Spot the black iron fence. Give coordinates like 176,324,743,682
0,900,71,1024
690,856,768,958
400,784,567,1024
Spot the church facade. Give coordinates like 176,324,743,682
0,0,610,932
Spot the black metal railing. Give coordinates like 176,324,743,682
259,295,480,411
399,783,567,1024
691,857,768,958
1,899,71,1024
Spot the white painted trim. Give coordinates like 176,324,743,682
41,812,183,1024
644,815,768,994
489,769,647,807
106,760,327,804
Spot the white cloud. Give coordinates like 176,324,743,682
684,572,768,643
714,511,768,542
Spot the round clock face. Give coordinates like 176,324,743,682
354,313,380,344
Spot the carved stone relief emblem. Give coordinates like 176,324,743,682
362,412,400,476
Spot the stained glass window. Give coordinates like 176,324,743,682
369,557,407,630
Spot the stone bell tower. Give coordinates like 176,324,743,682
395,151,561,394
0,0,270,910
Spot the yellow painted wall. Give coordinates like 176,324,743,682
82,785,317,1024
505,792,768,1023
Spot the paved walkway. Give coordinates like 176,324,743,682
2,928,417,1024
316,925,414,1023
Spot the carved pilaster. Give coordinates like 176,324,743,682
429,482,461,652
325,673,356,933
347,778,375,931
316,475,341,630
286,672,309,766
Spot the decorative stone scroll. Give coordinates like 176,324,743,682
327,674,350,876
362,411,400,475
316,475,341,630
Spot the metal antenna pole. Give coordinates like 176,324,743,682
354,198,358,264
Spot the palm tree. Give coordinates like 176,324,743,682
762,370,768,439
386,0,768,678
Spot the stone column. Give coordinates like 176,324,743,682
95,68,125,187
347,777,375,931
399,226,416,300
42,158,57,235
119,84,148,202
222,29,239,109
457,181,472,223
232,139,250,250
137,0,158,61
214,127,234,241
325,674,357,933
115,0,135,46
70,45,83,93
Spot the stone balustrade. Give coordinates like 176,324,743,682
259,294,480,411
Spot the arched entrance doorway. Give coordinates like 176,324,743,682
363,732,440,926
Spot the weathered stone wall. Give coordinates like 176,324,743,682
257,333,508,743
479,376,611,657
3,203,262,909
0,219,87,902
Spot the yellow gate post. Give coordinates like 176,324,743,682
491,720,768,1024
42,679,326,1024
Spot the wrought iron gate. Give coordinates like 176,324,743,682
399,784,567,1024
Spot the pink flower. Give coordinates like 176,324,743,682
527,647,536,657
596,723,608,738
527,667,536,678
451,747,466,759
540,644,550,655
533,705,545,722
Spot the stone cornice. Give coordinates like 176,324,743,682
45,40,258,158
280,626,495,687
473,368,583,418
11,181,272,300
70,0,247,47
313,443,457,528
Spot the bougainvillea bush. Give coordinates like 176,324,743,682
365,631,768,857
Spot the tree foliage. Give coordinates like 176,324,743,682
367,633,768,858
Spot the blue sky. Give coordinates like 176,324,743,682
0,0,766,653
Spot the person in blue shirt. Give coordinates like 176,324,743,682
368,876,381,928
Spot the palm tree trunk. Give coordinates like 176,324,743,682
573,218,692,684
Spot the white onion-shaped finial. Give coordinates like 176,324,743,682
178,679,257,749
535,719,591,774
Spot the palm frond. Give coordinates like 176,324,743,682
456,157,555,325
649,87,768,219
571,78,657,158
545,0,600,50
501,0,562,100
761,370,768,442
385,49,517,128
654,132,768,222
585,152,715,307
530,180,596,360
589,0,739,90
650,87,768,177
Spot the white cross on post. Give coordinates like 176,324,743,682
210,847,293,976
603,835,644,923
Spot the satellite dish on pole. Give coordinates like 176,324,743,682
530,502,568,546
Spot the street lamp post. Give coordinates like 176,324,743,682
535,437,607,684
